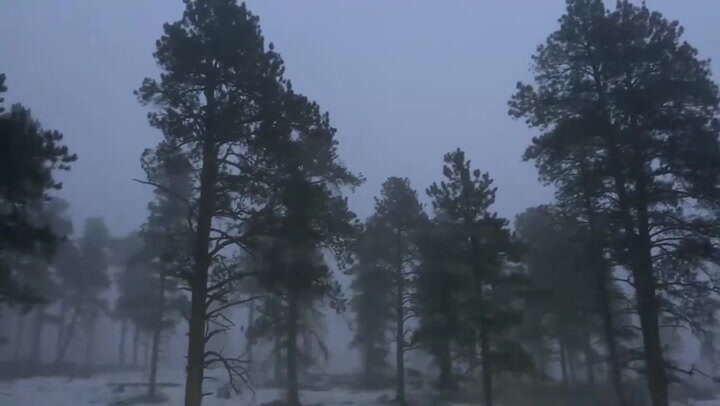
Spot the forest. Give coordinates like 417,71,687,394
2,1,720,406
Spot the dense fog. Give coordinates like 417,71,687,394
2,1,720,406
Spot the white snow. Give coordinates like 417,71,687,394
2,371,718,406
0,370,392,406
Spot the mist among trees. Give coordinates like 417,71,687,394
2,1,720,406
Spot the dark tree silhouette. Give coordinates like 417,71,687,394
0,74,76,306
136,1,291,403
510,2,720,404
353,177,426,403
425,149,519,406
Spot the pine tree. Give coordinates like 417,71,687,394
53,218,110,366
515,205,633,400
426,149,518,406
251,135,360,405
510,2,720,404
0,74,76,306
359,177,426,403
78,217,111,368
141,145,192,398
136,1,291,403
348,240,394,388
111,232,144,367
414,218,467,391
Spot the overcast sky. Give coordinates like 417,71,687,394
1,1,718,236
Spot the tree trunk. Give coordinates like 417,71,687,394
480,326,493,406
144,336,150,371
584,333,595,384
634,194,668,406
395,269,405,404
148,272,166,398
596,267,627,406
118,318,127,366
133,324,140,367
533,344,549,382
604,131,668,406
85,316,96,368
149,328,161,397
302,326,313,376
183,92,218,406
363,345,373,386
595,264,627,406
438,338,455,391
245,301,255,383
286,290,301,406
13,312,26,360
559,339,568,385
31,307,45,364
633,260,668,406
55,301,68,361
568,348,577,384
55,308,79,365
580,171,627,406
274,333,283,384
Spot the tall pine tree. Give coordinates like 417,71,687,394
137,2,290,403
510,2,720,404
426,149,518,406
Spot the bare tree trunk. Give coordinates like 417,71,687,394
149,328,161,397
85,316,96,369
480,326,493,406
302,324,312,376
597,266,628,406
274,333,283,384
394,228,407,405
584,333,595,385
568,347,577,384
133,324,140,367
633,261,668,406
55,301,68,361
31,307,46,364
632,209,668,406
144,336,150,371
395,269,405,404
148,272,166,398
559,339,568,385
286,290,301,406
183,95,217,406
245,301,255,382
581,176,627,406
118,318,127,366
55,308,79,365
13,312,26,360
363,344,373,386
604,133,668,406
438,338,455,390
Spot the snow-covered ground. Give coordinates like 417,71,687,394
0,370,392,406
1,371,717,406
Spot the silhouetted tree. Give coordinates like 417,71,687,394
53,218,110,366
510,2,720,405
355,177,426,403
140,144,192,398
111,232,144,367
426,149,519,406
251,157,360,405
515,205,633,401
79,217,111,368
0,74,76,307
348,239,394,388
414,218,467,391
136,1,291,403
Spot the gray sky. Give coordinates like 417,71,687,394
1,1,718,236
